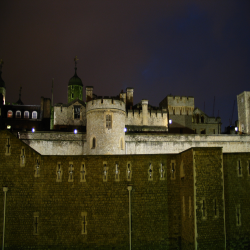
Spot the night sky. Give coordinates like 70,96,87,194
1,0,250,130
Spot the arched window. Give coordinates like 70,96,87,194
106,114,112,129
32,111,37,119
201,116,204,123
7,110,13,118
92,137,96,149
16,110,21,118
24,111,29,119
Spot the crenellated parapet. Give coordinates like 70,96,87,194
86,98,126,113
126,103,168,127
160,95,194,115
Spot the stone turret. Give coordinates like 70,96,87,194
86,98,126,155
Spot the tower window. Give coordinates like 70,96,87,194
24,111,29,119
16,110,21,118
7,110,13,118
32,111,37,119
106,114,112,129
92,137,96,149
72,93,74,99
74,106,80,119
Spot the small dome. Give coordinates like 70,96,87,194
68,68,83,86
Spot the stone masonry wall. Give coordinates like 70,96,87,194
193,148,225,250
179,149,195,250
223,153,250,249
0,130,183,250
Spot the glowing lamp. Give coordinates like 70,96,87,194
32,128,35,133
74,129,78,134
7,125,11,129
169,119,172,124
235,127,238,132
124,128,127,132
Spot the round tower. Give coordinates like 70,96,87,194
0,59,6,105
68,56,83,103
86,98,126,155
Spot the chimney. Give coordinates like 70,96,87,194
126,88,134,109
86,86,93,102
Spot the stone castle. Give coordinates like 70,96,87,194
0,59,250,249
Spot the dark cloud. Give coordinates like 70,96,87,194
0,0,250,128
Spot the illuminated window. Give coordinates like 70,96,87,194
106,114,112,129
16,110,21,118
32,111,37,119
7,110,13,118
24,111,29,119
74,106,80,119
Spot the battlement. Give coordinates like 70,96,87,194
86,98,126,113
167,96,194,107
160,95,194,109
126,109,167,118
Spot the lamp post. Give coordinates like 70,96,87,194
127,186,132,250
2,187,8,250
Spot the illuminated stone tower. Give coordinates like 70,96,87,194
86,98,126,155
0,59,6,105
67,56,83,103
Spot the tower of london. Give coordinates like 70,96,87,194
0,60,250,250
